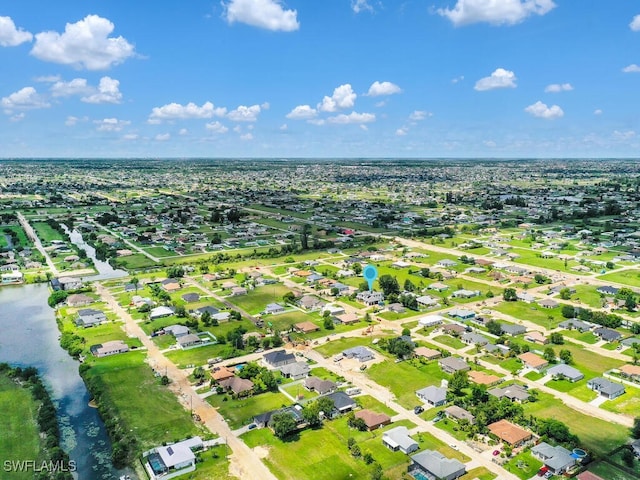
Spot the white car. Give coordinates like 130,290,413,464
449,443,458,450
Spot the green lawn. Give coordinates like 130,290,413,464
522,390,628,456
504,450,543,479
460,467,497,480
114,253,159,270
601,384,640,416
227,285,292,315
366,358,448,408
207,391,291,429
572,285,606,308
187,445,234,480
560,329,599,344
432,334,466,350
354,394,398,417
82,351,205,450
494,301,564,330
32,221,66,243
597,268,640,288
0,375,44,480
589,460,640,480
315,336,387,358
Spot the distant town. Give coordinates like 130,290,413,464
2,158,640,480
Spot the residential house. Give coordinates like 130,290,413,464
298,295,325,311
211,366,235,382
587,377,625,399
253,406,304,429
263,350,296,369
181,293,200,303
538,298,559,309
90,340,129,357
387,303,406,313
441,324,466,336
356,291,384,306
594,327,622,342
279,362,310,380
163,324,190,338
264,303,285,315
409,450,466,480
518,352,549,372
416,295,439,308
67,293,94,307
418,314,445,328
597,286,619,295
195,306,220,317
177,334,202,349
343,346,374,362
354,410,391,431
325,391,356,414
230,286,248,296
632,439,640,458
467,370,501,386
382,426,419,454
416,386,447,407
294,321,320,334
303,376,337,395
414,347,442,360
150,306,175,320
161,278,181,292
531,442,576,475
334,313,360,325
547,364,584,382
76,308,107,328
56,276,83,291
559,319,591,332
516,292,536,303
1,271,23,284
525,331,549,345
488,419,533,447
488,384,530,403
619,364,640,382
447,308,475,320
452,289,480,299
429,282,449,292
438,357,470,374
322,304,345,316
444,405,475,424
143,436,203,480
437,259,457,269
219,376,253,396
461,332,489,346
500,323,527,336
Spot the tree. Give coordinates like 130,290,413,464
302,401,322,427
378,275,400,296
404,279,416,292
201,310,212,326
317,396,335,417
370,463,383,480
272,413,298,439
559,288,572,300
631,417,640,439
300,223,312,250
543,347,556,363
534,274,550,284
626,295,637,312
449,370,469,396
323,316,335,330
193,366,206,381
131,276,140,293
503,288,517,302
486,320,503,336
283,291,296,304
622,448,635,468
549,332,564,345
559,349,572,364
561,305,575,318
352,263,362,275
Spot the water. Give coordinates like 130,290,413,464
63,226,128,282
0,284,135,479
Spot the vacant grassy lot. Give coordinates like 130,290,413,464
494,301,564,330
207,391,291,429
315,336,385,358
228,285,292,315
366,358,448,408
522,390,628,456
32,221,66,243
601,384,640,416
83,351,204,449
114,253,158,270
0,375,43,480
432,334,466,350
504,450,543,480
598,268,640,288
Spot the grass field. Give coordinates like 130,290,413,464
207,391,291,429
315,336,386,358
83,351,205,449
0,375,44,480
114,253,159,270
598,268,640,288
494,301,564,330
432,334,466,350
32,221,67,244
504,450,543,479
601,384,640,416
228,285,292,315
2,225,31,248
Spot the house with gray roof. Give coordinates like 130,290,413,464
303,376,337,395
594,327,622,342
438,357,470,374
409,450,466,480
547,364,584,382
76,308,107,328
264,303,286,315
500,323,527,336
447,308,475,320
279,361,310,380
325,391,356,414
416,386,447,407
382,426,419,454
587,377,625,399
342,346,374,362
559,319,591,332
461,332,489,346
163,324,190,338
444,405,475,424
531,442,576,475
263,350,296,368
621,337,640,348
488,384,530,403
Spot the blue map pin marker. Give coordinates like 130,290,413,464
363,264,378,292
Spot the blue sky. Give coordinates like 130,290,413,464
1,0,640,158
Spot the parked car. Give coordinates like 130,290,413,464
492,450,500,456
247,423,257,430
413,406,424,414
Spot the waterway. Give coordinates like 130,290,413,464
64,227,128,282
0,284,134,480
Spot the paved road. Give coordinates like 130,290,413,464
17,212,59,275
95,284,277,480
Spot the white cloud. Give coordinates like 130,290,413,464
65,116,79,126
34,75,61,83
366,81,402,97
122,133,139,140
206,121,229,134
233,125,242,133
1,87,50,112
409,110,431,121
352,1,375,14
0,16,32,47
280,124,288,130
308,118,325,126
613,130,636,140
94,117,130,132
544,83,573,93
396,127,408,136
593,109,603,115
10,113,25,122
227,104,262,122
524,100,564,119
622,64,640,73
149,101,226,123
31,15,135,70
474,68,517,91
179,128,188,136
483,140,497,147
318,84,357,112
286,104,317,120
82,76,122,104
327,111,375,124
50,78,92,97
155,133,170,141
240,132,254,141
223,0,299,32
451,75,464,84
438,0,556,26
630,15,640,31
360,125,368,131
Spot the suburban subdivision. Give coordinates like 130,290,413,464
2,158,640,480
